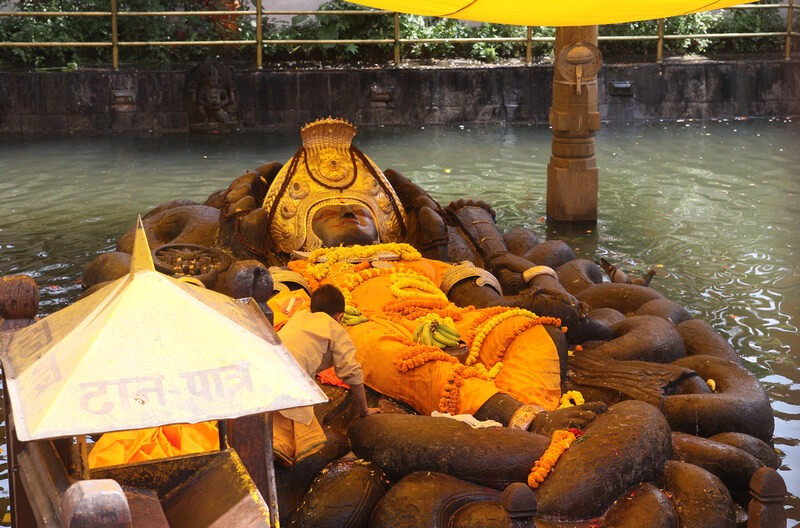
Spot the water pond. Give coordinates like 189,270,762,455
0,118,798,523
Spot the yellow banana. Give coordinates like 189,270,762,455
345,305,361,316
342,313,368,326
436,323,460,340
422,322,435,346
413,322,424,343
432,329,460,348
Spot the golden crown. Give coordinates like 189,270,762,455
300,117,358,150
262,118,407,255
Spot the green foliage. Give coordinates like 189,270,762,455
0,0,110,68
400,16,552,63
262,0,394,64
0,0,793,70
0,0,256,69
599,12,724,60
663,11,721,54
598,6,787,60
259,1,548,66
703,6,785,54
112,0,258,67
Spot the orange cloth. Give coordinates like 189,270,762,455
345,258,562,415
398,258,452,288
267,288,311,330
491,323,561,410
88,422,220,469
457,311,561,410
88,414,328,470
347,318,497,415
317,366,350,389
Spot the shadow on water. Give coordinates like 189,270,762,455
0,118,798,524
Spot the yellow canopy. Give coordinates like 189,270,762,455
347,0,755,26
0,218,327,442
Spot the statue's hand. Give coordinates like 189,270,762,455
487,251,535,275
220,162,282,216
445,198,496,218
531,402,608,436
537,287,590,318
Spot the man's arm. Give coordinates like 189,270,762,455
328,316,381,417
349,383,381,417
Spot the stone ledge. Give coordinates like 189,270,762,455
0,60,797,135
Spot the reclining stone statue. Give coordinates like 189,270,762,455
78,117,785,527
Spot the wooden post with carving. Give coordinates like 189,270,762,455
547,26,602,222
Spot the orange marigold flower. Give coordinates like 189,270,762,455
527,429,577,489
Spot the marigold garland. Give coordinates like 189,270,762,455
289,258,426,305
460,306,513,347
438,363,491,414
466,308,562,366
486,361,503,379
307,242,421,264
382,298,468,322
303,243,422,280
332,264,413,305
527,429,577,488
559,390,585,409
394,345,458,373
287,259,322,291
339,264,406,290
390,272,448,301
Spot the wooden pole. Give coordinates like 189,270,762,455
256,0,263,70
786,0,794,61
111,0,118,71
546,26,601,222
264,413,281,528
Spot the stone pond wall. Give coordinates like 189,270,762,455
0,59,797,135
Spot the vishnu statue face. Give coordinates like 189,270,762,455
311,202,379,248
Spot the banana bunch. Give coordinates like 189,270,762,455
412,314,462,349
341,304,369,326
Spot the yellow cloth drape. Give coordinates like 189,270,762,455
88,422,220,469
347,0,757,26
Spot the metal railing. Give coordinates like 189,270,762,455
0,1,796,70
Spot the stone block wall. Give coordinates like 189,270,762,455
0,60,797,135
